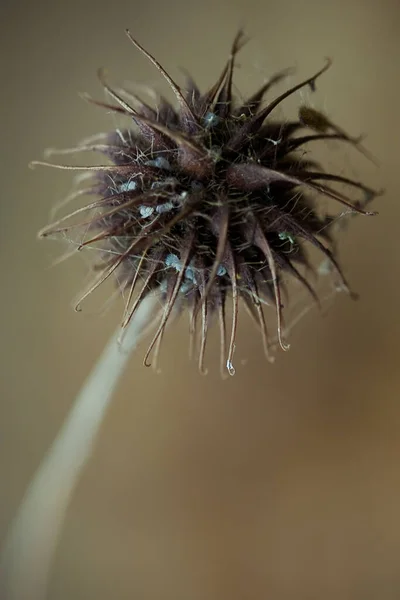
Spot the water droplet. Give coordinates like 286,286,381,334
156,202,174,214
119,180,137,193
217,265,226,277
139,205,154,218
203,112,221,128
145,156,171,170
226,360,236,376
165,253,181,271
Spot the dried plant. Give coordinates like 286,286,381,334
34,29,379,376
1,31,380,600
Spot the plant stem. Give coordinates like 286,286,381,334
1,293,158,600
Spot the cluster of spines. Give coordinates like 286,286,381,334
34,30,380,375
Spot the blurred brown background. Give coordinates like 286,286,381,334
1,0,400,598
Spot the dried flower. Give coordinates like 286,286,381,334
34,30,379,375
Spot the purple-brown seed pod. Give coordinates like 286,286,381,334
35,30,380,376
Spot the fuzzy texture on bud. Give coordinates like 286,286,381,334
36,30,379,375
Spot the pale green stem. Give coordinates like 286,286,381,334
1,293,158,600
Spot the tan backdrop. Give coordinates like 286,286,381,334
1,0,400,598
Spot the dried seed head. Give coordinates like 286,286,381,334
35,30,380,375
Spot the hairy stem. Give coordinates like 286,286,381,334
1,293,158,600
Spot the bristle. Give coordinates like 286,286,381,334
197,266,210,376
217,288,228,379
143,231,195,366
226,59,332,151
224,244,239,376
235,67,294,118
125,29,199,133
122,248,164,330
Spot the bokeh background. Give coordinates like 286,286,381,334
1,0,400,598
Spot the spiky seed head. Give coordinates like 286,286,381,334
35,30,380,376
